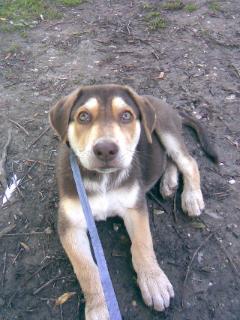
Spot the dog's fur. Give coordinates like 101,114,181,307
49,84,218,320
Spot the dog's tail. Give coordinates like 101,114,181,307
179,111,219,164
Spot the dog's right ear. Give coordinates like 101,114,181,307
124,86,156,144
49,88,82,143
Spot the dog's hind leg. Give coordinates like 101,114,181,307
158,131,204,217
160,159,178,198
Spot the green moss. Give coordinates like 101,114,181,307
145,12,166,30
184,3,198,12
142,2,153,10
7,43,21,53
163,1,184,10
208,1,221,12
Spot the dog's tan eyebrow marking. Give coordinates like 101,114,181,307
112,96,128,110
82,97,99,110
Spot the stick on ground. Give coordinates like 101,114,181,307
28,126,50,150
0,224,16,240
182,233,213,308
9,119,29,136
0,129,12,188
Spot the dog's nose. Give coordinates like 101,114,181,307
93,140,119,161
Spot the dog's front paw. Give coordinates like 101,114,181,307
137,268,174,311
85,302,109,320
181,189,205,216
85,293,109,320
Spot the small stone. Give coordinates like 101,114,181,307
157,71,165,80
154,209,164,215
132,300,137,307
226,94,236,101
229,179,235,185
197,251,204,263
113,224,119,232
44,227,53,234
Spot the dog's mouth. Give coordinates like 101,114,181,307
95,167,119,173
93,160,123,173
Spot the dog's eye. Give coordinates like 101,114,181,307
78,111,91,123
120,111,133,123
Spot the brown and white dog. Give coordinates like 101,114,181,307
49,84,218,320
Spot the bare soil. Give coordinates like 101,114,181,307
0,1,240,319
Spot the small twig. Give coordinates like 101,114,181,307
182,233,213,308
0,228,52,238
213,234,239,276
0,129,12,188
9,119,29,136
28,126,50,149
148,191,170,214
18,161,38,188
152,51,160,60
199,218,239,277
0,224,16,239
33,275,71,295
8,260,53,306
11,164,24,200
4,81,21,88
173,192,178,223
33,277,59,295
229,64,240,78
126,21,131,35
1,252,7,287
60,304,64,320
45,20,79,30
15,183,24,200
25,159,55,167
12,248,24,265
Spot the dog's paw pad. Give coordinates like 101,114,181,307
160,172,178,199
138,269,174,311
181,190,205,216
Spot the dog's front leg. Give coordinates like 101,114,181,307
58,197,109,320
123,208,174,311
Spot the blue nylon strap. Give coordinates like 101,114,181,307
69,151,122,320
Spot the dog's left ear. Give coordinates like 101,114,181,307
49,88,82,143
125,86,156,143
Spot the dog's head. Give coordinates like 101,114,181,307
49,84,156,173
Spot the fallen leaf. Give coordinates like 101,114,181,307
44,226,53,234
156,71,165,79
55,292,76,306
4,53,12,60
20,242,30,251
154,209,164,215
190,222,206,229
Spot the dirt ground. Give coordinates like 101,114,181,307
0,0,240,319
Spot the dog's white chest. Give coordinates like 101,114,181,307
85,176,139,220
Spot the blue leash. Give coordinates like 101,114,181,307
70,151,122,320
